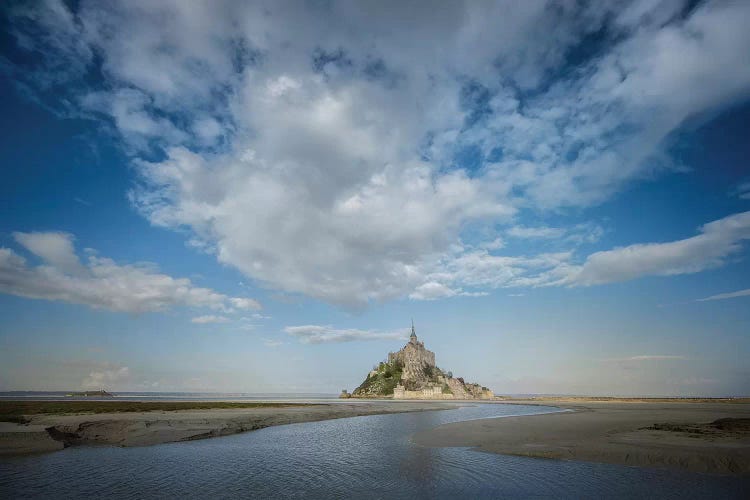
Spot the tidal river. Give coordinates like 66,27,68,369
0,403,747,499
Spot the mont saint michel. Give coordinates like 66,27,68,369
342,323,494,400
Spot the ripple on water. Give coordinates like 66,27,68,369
1,403,748,499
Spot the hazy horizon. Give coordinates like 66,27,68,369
1,0,749,397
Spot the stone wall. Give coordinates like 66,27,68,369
393,383,453,400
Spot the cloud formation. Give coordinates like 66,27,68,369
734,181,750,200
6,1,750,305
618,355,688,362
191,315,229,324
567,211,750,286
0,231,260,313
696,288,750,302
284,325,408,344
82,365,129,389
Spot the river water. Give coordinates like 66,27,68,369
1,403,747,499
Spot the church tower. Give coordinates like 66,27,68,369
409,319,417,344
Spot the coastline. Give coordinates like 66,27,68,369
412,398,750,475
0,401,457,456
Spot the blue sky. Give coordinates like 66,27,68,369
1,0,749,396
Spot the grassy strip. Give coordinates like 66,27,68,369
0,401,318,422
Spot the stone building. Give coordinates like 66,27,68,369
387,321,435,390
348,321,495,400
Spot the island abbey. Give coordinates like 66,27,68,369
342,322,494,400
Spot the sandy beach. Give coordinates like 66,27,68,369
0,401,456,456
412,399,750,475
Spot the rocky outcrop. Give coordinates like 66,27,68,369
347,324,494,400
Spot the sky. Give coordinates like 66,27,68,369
1,0,749,396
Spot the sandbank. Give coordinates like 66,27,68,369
412,398,750,475
0,401,456,456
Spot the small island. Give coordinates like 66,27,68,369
65,390,114,398
344,323,494,400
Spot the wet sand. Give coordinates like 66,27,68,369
1,401,456,455
412,399,750,475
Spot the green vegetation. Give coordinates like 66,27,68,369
442,384,452,395
0,401,318,422
353,359,403,396
644,418,750,435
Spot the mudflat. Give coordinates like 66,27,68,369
0,400,456,455
412,399,750,475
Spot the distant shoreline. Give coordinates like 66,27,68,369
413,398,750,476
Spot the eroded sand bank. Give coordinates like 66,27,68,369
1,401,456,455
412,400,750,475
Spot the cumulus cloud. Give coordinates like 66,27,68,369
567,211,750,286
191,315,229,324
284,325,408,344
696,288,750,302
0,231,260,313
6,1,750,305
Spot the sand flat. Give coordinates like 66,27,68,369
0,401,456,455
412,400,750,475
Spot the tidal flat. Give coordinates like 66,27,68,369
413,398,750,475
0,400,456,455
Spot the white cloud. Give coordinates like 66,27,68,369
418,250,575,293
696,288,750,302
409,282,458,300
7,1,750,306
82,365,130,389
507,226,566,240
734,181,750,200
408,211,750,295
621,355,688,362
73,197,92,207
284,325,408,344
567,211,750,286
12,231,86,275
229,297,262,310
191,315,229,324
507,223,603,244
249,313,271,320
262,338,284,348
0,231,260,313
480,238,505,250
